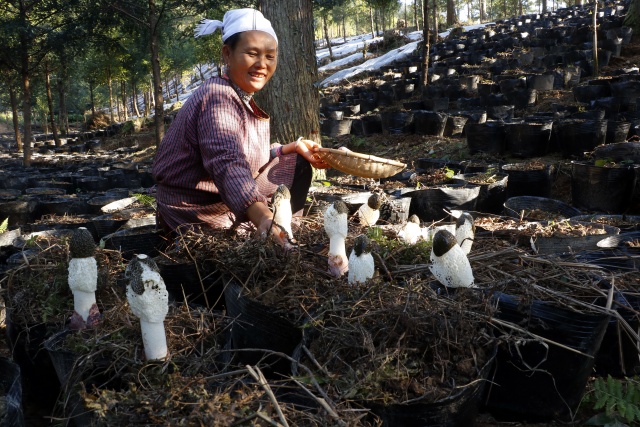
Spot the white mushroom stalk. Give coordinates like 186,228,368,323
429,229,475,288
357,193,383,226
348,234,375,285
68,227,100,330
271,184,294,240
324,200,349,277
126,254,169,361
455,212,476,255
397,214,423,245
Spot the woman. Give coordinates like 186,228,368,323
153,9,329,247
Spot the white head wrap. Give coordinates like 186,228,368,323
194,8,278,45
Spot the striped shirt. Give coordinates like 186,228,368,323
152,76,297,230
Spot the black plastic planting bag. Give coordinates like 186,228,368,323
365,347,497,427
0,357,25,427
44,330,96,426
225,281,303,377
571,162,638,214
485,292,610,421
405,184,480,222
596,291,640,377
502,163,553,199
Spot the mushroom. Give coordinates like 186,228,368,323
324,200,349,277
356,193,383,226
271,184,294,241
455,212,475,255
429,229,475,288
125,254,169,361
397,214,423,244
348,234,375,284
68,227,100,330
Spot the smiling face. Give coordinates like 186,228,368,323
222,30,278,94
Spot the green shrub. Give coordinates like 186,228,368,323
585,376,640,426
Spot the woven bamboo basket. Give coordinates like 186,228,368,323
316,147,406,179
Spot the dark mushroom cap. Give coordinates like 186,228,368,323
353,234,372,256
125,254,160,295
367,193,383,210
456,212,476,233
70,227,96,258
333,200,349,215
432,229,458,257
271,184,291,205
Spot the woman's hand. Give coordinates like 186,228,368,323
247,202,294,250
256,216,295,250
286,138,331,169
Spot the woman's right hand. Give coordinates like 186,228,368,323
248,202,294,250
256,216,294,251
295,139,331,169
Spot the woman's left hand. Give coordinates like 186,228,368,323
294,138,331,169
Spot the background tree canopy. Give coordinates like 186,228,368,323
0,0,584,166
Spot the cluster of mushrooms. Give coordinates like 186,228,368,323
274,183,477,288
67,227,169,361
65,184,477,361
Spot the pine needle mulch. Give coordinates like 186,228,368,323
2,212,638,425
168,216,498,420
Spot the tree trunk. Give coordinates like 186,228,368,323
107,66,115,123
57,63,68,135
150,82,155,110
20,5,32,167
404,1,407,29
414,0,420,30
174,73,180,102
9,84,22,151
374,7,380,35
44,60,61,147
542,0,547,13
480,0,486,21
355,9,359,34
256,0,320,146
342,15,347,43
623,0,640,34
89,81,96,116
593,0,599,78
121,81,128,121
322,14,334,61
144,90,150,117
115,81,121,121
132,81,141,117
197,64,205,81
432,0,438,43
447,0,456,26
369,4,376,37
149,0,165,145
421,0,430,89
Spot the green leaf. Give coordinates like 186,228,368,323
595,397,608,410
0,217,7,233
